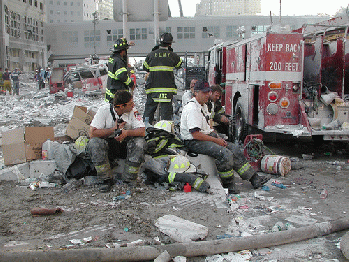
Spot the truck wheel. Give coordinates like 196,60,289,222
233,102,248,142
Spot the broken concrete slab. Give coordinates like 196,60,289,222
188,154,227,208
341,231,349,259
0,162,30,181
29,160,57,178
155,215,208,243
0,160,57,181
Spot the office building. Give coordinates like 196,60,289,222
196,0,261,16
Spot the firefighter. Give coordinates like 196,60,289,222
143,32,183,127
87,90,146,192
182,78,198,106
207,84,230,136
180,80,269,194
105,38,135,103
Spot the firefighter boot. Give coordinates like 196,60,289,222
122,162,140,184
95,162,114,192
221,177,240,195
249,174,269,189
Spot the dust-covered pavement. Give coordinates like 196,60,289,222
1,75,349,261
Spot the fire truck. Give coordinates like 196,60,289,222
208,20,349,142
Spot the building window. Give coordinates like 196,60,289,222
166,27,171,33
64,1,67,5
49,0,53,4
71,2,73,6
129,28,147,40
202,26,219,38
226,25,238,38
29,0,32,5
34,0,37,7
177,27,195,39
64,11,67,15
57,1,60,5
251,25,268,35
84,30,100,48
50,10,53,14
62,31,78,44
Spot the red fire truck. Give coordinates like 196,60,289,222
208,21,349,142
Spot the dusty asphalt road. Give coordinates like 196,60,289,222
1,139,349,261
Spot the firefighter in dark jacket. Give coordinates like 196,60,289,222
105,38,135,103
143,32,183,127
207,84,230,135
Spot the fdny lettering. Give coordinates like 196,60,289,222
154,53,170,58
267,43,299,52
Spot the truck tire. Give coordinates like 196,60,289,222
233,102,248,142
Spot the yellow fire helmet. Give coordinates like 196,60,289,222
154,120,174,133
168,155,196,173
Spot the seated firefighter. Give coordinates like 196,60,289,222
207,84,230,136
87,90,146,191
180,80,268,194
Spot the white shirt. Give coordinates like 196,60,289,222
90,104,145,130
182,90,193,106
180,97,213,140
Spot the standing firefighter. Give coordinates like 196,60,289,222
180,81,269,194
143,32,182,126
88,90,146,192
105,38,135,103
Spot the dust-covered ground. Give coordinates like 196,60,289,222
0,76,349,261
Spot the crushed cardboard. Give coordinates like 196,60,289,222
2,127,54,166
65,106,95,140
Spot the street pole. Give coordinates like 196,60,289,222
122,0,128,39
92,11,98,55
154,0,159,45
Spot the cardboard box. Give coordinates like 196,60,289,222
66,106,95,140
2,127,54,166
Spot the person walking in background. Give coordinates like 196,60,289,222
143,32,182,127
11,68,20,95
2,68,11,95
0,67,4,95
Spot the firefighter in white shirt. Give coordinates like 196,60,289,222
87,90,146,191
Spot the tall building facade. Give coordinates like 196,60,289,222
97,0,113,20
196,0,261,16
47,0,97,24
0,0,46,71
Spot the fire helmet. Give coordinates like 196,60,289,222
160,32,174,44
168,155,196,173
154,120,174,133
113,38,131,52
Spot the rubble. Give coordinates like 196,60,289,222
0,76,349,261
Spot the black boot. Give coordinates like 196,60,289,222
250,174,269,189
222,181,240,194
99,178,114,193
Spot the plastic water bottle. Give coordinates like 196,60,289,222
42,139,53,160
